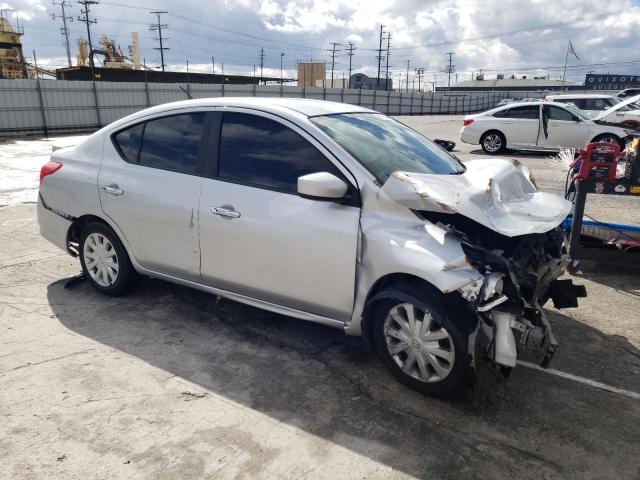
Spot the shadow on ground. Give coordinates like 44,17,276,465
47,276,640,479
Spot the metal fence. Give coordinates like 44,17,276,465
0,78,618,139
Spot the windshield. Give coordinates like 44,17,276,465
608,97,634,112
311,113,465,183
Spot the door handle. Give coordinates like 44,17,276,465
502,121,513,124
211,206,241,219
101,184,124,196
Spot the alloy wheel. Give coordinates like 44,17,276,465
383,303,455,383
83,232,119,287
484,134,502,152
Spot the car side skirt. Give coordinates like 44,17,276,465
135,265,347,330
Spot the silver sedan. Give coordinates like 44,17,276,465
38,98,583,398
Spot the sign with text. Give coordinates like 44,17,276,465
585,74,640,90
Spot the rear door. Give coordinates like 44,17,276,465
198,110,360,321
493,105,539,147
539,105,589,149
99,111,210,280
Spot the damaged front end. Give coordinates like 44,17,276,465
428,212,585,370
380,159,586,375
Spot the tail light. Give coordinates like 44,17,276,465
463,118,474,127
40,161,63,185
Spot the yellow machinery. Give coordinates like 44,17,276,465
0,14,27,79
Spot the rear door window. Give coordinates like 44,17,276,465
493,105,539,119
138,113,206,174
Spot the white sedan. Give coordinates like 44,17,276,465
460,100,634,154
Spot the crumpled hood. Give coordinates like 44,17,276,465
380,159,572,237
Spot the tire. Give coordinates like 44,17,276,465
591,134,624,150
79,221,136,296
370,285,471,399
480,131,507,154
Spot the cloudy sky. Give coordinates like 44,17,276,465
2,0,640,87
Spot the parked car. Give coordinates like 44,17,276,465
546,93,640,127
460,98,639,154
616,88,640,99
38,98,584,398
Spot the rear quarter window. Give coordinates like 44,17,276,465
113,123,143,162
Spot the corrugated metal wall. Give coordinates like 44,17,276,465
0,79,612,138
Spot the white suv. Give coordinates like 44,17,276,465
38,98,584,398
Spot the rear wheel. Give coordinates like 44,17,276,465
371,287,470,399
480,131,507,154
79,222,136,296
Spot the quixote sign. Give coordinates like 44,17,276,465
585,74,640,90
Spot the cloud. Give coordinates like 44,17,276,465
10,0,640,86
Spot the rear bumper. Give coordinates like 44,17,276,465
460,128,479,145
37,194,72,252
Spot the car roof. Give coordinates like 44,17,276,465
134,97,375,118
547,94,611,99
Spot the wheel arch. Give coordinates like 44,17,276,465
590,132,624,149
66,214,137,268
358,273,477,350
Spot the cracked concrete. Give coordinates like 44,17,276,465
1,117,640,479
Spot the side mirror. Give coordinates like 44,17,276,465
297,172,348,201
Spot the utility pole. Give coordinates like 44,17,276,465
415,67,424,92
384,32,391,91
259,47,264,84
280,52,284,84
211,56,215,74
375,24,384,90
51,1,73,67
345,41,355,86
405,59,410,93
149,10,168,72
329,42,341,88
77,0,98,69
445,51,455,87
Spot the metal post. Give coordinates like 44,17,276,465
410,91,414,115
420,92,424,115
373,89,377,111
568,180,586,256
386,89,390,114
399,90,403,115
358,87,362,106
143,58,150,107
32,50,48,137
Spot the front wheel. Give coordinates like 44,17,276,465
371,288,470,399
480,131,507,154
591,134,624,150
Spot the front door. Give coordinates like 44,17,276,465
539,105,589,149
99,112,208,280
199,111,360,321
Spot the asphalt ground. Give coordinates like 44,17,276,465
1,116,639,479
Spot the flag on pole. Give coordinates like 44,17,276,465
568,41,580,60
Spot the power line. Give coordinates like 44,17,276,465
77,0,98,69
149,10,168,71
51,1,73,67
